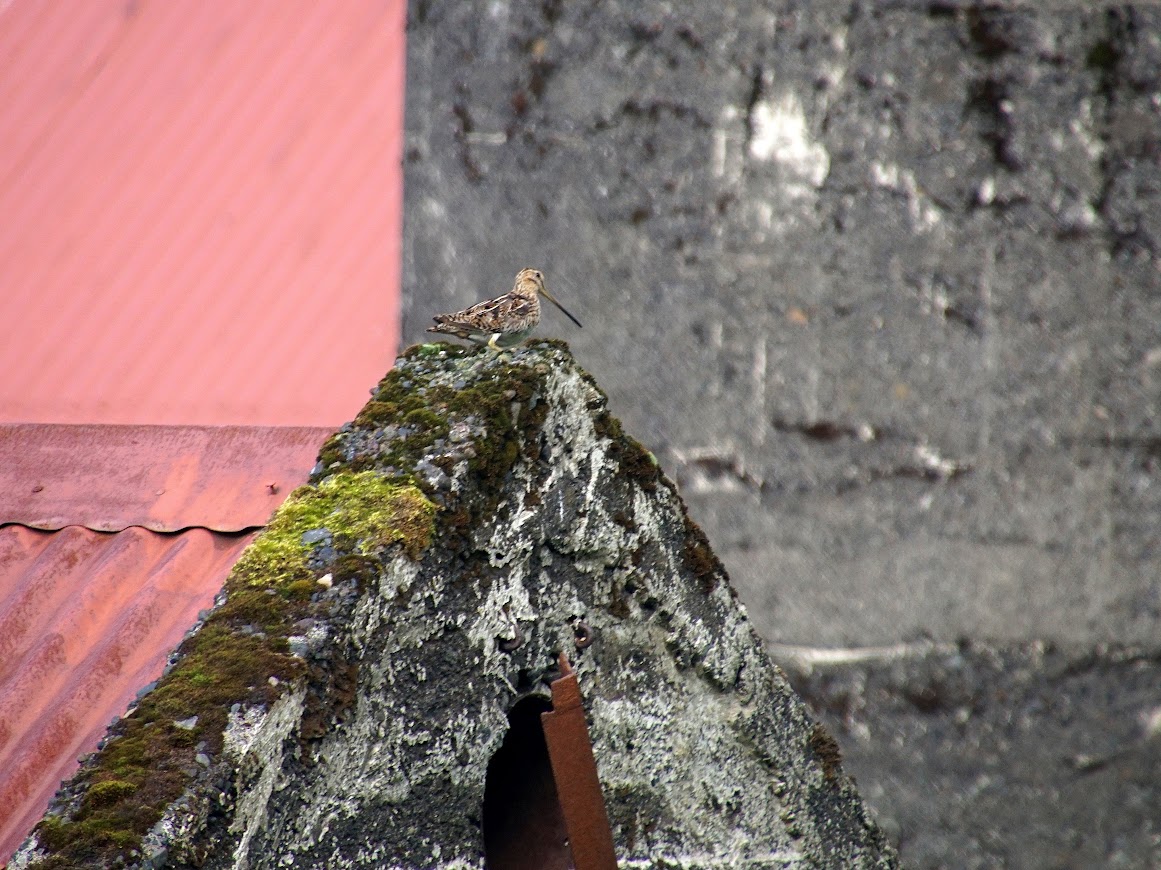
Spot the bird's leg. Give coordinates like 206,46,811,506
485,333,517,360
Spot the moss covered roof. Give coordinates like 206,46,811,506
17,340,660,869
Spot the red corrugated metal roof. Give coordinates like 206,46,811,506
0,423,332,862
0,524,256,860
0,0,406,426
0,424,333,532
0,422,331,860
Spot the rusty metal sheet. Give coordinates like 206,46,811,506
0,424,333,532
0,525,256,863
541,655,618,870
0,0,405,426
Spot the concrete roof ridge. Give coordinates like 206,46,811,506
11,341,898,869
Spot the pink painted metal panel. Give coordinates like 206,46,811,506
0,525,256,862
0,0,406,426
0,424,333,532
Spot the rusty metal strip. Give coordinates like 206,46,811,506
540,653,617,870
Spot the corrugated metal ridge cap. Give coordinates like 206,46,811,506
0,424,334,532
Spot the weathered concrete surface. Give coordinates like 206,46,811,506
12,343,896,869
778,641,1161,869
401,0,1161,649
400,2,1161,866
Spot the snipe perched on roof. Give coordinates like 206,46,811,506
427,268,582,350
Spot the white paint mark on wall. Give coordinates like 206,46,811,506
713,106,744,182
751,338,767,447
712,129,728,178
748,93,830,189
870,161,941,233
1069,99,1103,161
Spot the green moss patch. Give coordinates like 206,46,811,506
318,343,557,526
809,722,844,782
231,472,436,588
592,406,663,494
28,618,305,867
682,514,728,595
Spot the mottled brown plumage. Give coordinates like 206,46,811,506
428,268,582,349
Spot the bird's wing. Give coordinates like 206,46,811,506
431,293,535,334
426,322,478,338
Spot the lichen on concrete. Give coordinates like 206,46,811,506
13,341,895,869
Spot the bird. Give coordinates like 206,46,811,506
427,268,582,350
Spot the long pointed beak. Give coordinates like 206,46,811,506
539,286,583,329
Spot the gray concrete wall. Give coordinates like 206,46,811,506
401,2,1161,866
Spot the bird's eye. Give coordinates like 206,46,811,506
533,271,542,279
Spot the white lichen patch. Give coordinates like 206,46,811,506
592,658,792,857
223,704,274,762
468,570,537,679
6,837,47,869
228,686,307,869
